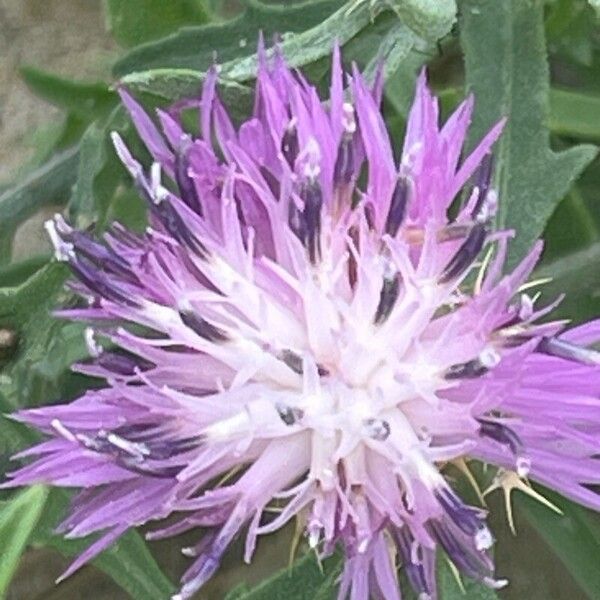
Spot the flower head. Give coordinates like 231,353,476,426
5,42,600,600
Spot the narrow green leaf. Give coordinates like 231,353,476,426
0,485,48,596
0,148,79,264
549,88,600,140
459,0,597,268
225,551,342,600
105,0,212,47
515,487,600,600
20,67,116,120
113,0,345,76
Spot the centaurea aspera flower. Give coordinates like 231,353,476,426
5,43,600,600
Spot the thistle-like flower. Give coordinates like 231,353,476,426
5,43,600,600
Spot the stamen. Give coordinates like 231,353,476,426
175,141,202,213
444,359,487,380
363,418,390,441
84,327,103,358
334,105,357,187
280,349,329,376
300,181,323,263
333,136,355,186
478,418,529,476
281,118,299,167
470,153,494,219
537,336,600,366
374,263,400,325
179,309,228,342
98,352,153,376
439,223,487,284
276,403,305,426
385,176,410,237
45,216,75,262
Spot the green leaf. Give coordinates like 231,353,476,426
588,0,600,17
225,551,342,600
437,557,498,599
0,263,87,412
0,255,50,288
385,0,456,41
0,148,79,264
121,0,458,110
549,88,600,140
0,265,175,599
20,67,116,120
534,241,600,323
33,490,175,600
120,68,254,112
515,487,600,600
68,107,133,229
0,485,48,596
104,0,212,47
113,0,345,76
459,0,597,268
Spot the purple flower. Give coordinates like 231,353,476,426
4,42,600,600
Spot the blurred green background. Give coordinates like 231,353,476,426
1,1,599,599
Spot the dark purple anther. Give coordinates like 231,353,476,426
428,520,496,583
363,418,391,441
259,166,281,199
281,122,299,167
301,181,323,264
98,352,153,376
470,153,494,219
180,310,228,342
439,222,487,284
444,359,488,380
70,259,140,308
275,403,305,426
434,486,488,539
394,528,434,598
333,136,354,186
384,176,410,237
478,419,523,457
537,336,600,366
175,143,202,214
374,273,400,325
152,200,207,258
280,349,329,376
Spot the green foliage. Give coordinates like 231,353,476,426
20,67,116,120
535,241,600,323
436,558,498,600
516,487,600,600
113,0,345,75
33,489,175,600
459,0,597,268
224,552,342,600
105,0,212,47
0,148,79,264
0,485,48,596
385,0,456,40
549,88,600,140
